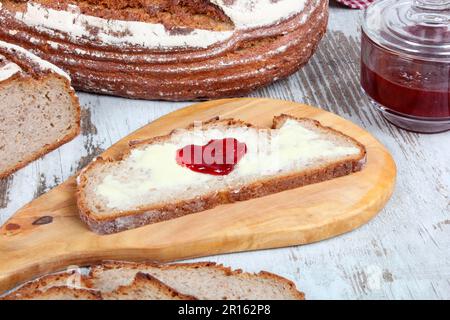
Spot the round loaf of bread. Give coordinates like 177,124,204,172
0,0,328,101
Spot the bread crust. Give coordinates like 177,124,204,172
0,72,81,179
88,260,305,300
76,114,366,234
0,0,328,100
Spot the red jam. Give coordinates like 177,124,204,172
176,138,247,176
361,32,450,119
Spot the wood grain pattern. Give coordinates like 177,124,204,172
0,5,448,299
0,98,395,293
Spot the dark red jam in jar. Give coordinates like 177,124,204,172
361,0,450,133
176,138,247,175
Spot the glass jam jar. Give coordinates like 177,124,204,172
361,0,450,133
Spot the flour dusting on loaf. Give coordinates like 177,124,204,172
211,0,307,28
2,0,311,49
0,39,70,80
10,2,233,49
0,0,328,100
0,52,22,81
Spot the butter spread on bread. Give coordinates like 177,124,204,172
76,115,366,234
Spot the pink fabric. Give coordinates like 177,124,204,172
334,0,375,9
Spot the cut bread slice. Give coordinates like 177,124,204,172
1,261,304,300
0,40,80,178
77,114,366,234
103,272,197,300
1,270,89,300
86,261,305,300
0,268,192,300
77,115,366,234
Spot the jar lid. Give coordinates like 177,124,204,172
362,0,450,62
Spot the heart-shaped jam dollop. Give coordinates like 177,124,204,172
176,138,247,175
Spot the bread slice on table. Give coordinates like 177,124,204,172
103,272,197,300
86,261,305,300
1,261,304,300
77,114,366,234
0,40,80,179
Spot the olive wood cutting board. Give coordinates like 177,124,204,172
0,98,396,293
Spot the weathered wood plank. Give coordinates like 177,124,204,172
0,5,448,299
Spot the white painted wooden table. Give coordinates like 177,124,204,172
1,3,449,299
